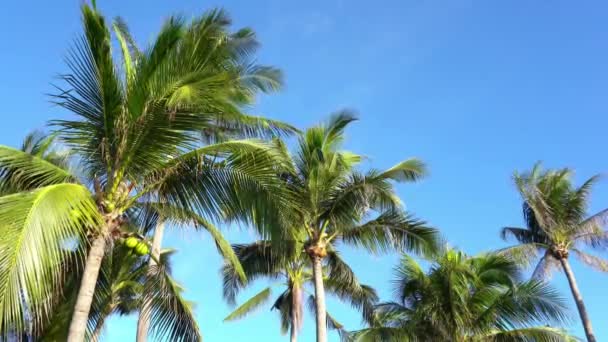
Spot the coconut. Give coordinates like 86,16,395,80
135,242,149,256
124,237,139,248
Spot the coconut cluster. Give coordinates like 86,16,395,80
123,237,150,256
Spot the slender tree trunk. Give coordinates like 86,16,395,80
311,255,327,342
290,284,301,342
67,234,107,342
560,258,596,342
136,221,165,342
290,318,298,342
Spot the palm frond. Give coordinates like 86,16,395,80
223,287,272,322
571,249,608,272
479,326,579,342
0,183,99,336
143,262,201,342
0,145,74,193
325,251,379,324
377,159,427,183
222,241,291,305
339,210,439,256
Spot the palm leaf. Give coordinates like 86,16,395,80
223,287,272,321
0,145,74,192
377,159,427,183
143,262,201,342
0,183,100,336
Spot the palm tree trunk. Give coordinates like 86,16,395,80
560,258,596,342
136,221,165,342
67,234,107,342
290,284,301,342
311,255,327,342
290,319,298,342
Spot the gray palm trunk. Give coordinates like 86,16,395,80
67,234,108,342
290,314,298,342
136,221,165,342
311,256,327,342
559,257,596,342
290,285,301,342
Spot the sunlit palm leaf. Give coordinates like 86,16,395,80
0,183,99,336
0,145,74,193
223,287,272,321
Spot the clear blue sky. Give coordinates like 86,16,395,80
1,0,607,340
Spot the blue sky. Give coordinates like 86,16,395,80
1,0,607,340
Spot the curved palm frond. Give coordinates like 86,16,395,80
339,210,439,256
0,183,99,337
223,287,272,322
143,262,201,342
0,145,74,193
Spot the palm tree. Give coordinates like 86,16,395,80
0,3,295,341
260,112,439,342
349,249,575,341
500,164,608,342
221,240,378,342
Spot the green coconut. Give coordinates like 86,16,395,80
135,242,149,256
124,237,139,248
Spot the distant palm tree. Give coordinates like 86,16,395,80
349,249,575,341
0,3,294,341
500,164,608,342
258,112,439,342
221,240,378,342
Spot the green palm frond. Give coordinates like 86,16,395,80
479,327,579,342
223,287,272,322
0,183,99,336
325,251,379,324
339,210,439,256
377,159,427,183
0,145,74,193
140,202,246,282
221,241,290,305
143,263,201,342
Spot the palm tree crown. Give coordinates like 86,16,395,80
349,249,574,341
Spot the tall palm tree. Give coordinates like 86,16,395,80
221,240,378,342
500,164,608,342
261,112,439,342
349,249,575,341
0,3,294,341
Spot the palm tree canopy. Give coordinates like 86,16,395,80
348,249,575,342
266,111,439,258
0,4,296,338
500,163,608,277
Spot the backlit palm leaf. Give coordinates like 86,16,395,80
0,183,100,336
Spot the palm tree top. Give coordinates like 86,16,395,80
501,163,608,276
347,249,574,341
